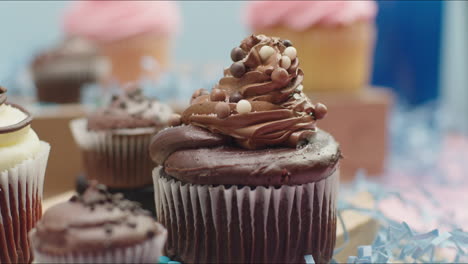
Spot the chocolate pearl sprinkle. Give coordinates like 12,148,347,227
168,114,182,127
215,102,230,119
230,62,246,78
229,92,242,103
210,88,226,102
271,68,289,84
230,47,246,62
69,195,78,202
314,103,328,120
283,39,293,47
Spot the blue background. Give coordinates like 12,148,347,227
0,1,457,106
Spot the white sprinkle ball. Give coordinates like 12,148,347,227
259,46,275,61
236,99,252,114
284,47,297,61
280,55,291,69
296,85,304,92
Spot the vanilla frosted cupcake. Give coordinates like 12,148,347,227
0,87,50,263
63,0,181,84
70,85,175,188
245,0,377,93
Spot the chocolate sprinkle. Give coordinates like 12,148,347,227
229,92,243,103
283,39,293,47
104,224,113,235
146,230,155,238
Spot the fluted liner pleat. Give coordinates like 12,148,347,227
0,142,50,263
70,118,156,189
153,168,339,264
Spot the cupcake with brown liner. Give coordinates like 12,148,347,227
29,182,167,263
70,85,174,189
31,37,110,104
0,86,50,263
150,35,341,263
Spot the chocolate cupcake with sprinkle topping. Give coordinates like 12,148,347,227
29,182,167,263
150,35,341,263
70,84,175,189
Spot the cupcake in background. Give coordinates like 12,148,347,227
245,0,377,93
63,1,181,84
31,37,110,104
29,183,167,263
0,87,50,263
70,84,175,189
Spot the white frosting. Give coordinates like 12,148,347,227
0,104,41,172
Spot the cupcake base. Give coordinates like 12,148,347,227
76,174,156,217
35,79,82,104
154,168,339,264
70,118,157,189
0,142,50,263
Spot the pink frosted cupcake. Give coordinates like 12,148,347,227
63,1,181,84
245,0,377,93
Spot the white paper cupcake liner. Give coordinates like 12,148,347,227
153,167,339,264
0,142,50,264
31,224,167,264
70,118,157,188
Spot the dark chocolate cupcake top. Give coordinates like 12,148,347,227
150,35,340,186
87,86,174,131
31,37,109,81
30,183,166,255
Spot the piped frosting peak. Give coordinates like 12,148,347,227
181,35,327,149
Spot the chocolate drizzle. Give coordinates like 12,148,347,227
0,86,6,106
0,87,33,134
182,35,327,149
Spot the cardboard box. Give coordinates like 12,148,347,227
307,88,393,181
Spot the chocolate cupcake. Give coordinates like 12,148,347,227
31,37,110,104
150,35,341,263
29,183,167,263
0,87,51,263
70,86,174,188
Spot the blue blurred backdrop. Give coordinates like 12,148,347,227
0,1,465,108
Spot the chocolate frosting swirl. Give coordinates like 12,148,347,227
182,35,327,149
0,87,33,134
